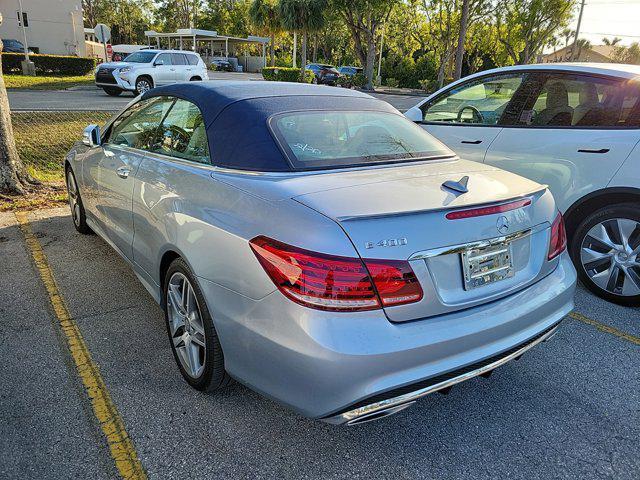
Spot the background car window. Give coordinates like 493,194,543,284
149,99,210,164
422,74,525,125
186,54,199,66
106,97,174,150
272,111,451,170
123,51,156,63
525,74,640,127
171,53,187,65
155,53,172,66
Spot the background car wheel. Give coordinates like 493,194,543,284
164,258,231,391
135,76,153,95
570,203,640,306
189,76,202,81
102,87,122,96
65,168,92,234
312,77,318,84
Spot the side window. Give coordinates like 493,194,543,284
525,74,640,128
171,53,187,65
186,55,199,66
422,74,526,125
155,53,172,66
149,99,210,164
106,97,175,150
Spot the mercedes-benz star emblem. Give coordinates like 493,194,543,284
497,216,510,234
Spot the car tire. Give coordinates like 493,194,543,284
312,77,318,84
135,76,153,95
569,203,640,306
163,258,232,391
65,167,92,235
102,87,122,96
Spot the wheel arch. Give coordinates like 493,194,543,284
135,74,154,87
564,187,640,238
189,76,202,81
159,249,182,304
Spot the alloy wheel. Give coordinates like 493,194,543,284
66,171,80,227
580,218,640,297
166,272,206,379
136,80,151,94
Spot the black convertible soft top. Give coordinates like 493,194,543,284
141,81,399,171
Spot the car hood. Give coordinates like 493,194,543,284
97,62,137,69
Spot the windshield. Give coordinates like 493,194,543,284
123,51,156,63
271,111,452,170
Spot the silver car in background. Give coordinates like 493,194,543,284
65,82,576,424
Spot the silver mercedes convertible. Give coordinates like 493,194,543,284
65,82,576,425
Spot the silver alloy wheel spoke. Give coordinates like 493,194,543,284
67,172,79,225
581,217,640,297
167,272,206,378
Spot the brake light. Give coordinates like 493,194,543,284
446,198,531,220
249,236,422,311
548,212,567,260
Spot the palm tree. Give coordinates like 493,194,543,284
602,37,622,46
249,0,282,67
278,0,327,81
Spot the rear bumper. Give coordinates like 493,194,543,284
198,252,576,421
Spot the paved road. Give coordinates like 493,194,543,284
1,207,638,479
7,84,424,112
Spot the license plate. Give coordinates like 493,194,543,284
461,242,514,290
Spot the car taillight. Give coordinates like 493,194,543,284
446,198,532,220
548,212,567,260
249,236,423,312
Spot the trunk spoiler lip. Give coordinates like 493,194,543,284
329,185,549,222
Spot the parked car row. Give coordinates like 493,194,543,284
67,80,579,425
306,63,363,85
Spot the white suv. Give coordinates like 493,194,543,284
405,63,640,306
95,49,208,96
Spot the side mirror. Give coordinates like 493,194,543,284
83,124,101,147
404,105,423,123
154,60,164,66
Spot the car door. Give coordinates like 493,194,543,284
171,53,189,81
415,72,530,163
96,96,175,259
153,53,176,85
131,98,212,281
484,71,640,213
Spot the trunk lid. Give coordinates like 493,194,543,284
214,159,557,321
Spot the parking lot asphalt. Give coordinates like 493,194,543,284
1,207,639,479
7,84,423,112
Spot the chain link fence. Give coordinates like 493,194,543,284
11,110,115,182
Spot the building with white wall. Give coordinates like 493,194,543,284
0,0,85,56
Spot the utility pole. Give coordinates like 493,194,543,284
571,0,586,61
292,32,297,68
16,0,35,75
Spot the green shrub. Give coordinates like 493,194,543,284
385,77,399,88
1,52,96,76
261,67,314,83
381,54,437,90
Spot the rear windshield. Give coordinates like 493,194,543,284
123,51,156,63
270,111,451,170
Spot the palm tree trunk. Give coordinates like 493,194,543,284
0,40,35,194
300,30,308,82
269,32,275,67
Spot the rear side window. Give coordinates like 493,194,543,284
271,111,451,170
149,99,210,164
524,73,640,128
106,97,175,150
186,55,199,66
171,53,187,65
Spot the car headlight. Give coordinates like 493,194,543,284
119,66,131,74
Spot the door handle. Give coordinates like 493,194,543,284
461,140,482,144
577,148,610,154
116,166,130,179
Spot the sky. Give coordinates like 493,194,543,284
569,0,640,47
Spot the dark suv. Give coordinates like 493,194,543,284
306,64,340,85
1,39,29,53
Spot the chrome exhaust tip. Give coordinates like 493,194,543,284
346,402,416,426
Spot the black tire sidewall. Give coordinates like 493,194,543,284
66,168,91,234
163,258,228,391
570,203,640,306
103,87,122,96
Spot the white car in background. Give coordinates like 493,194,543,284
405,63,640,306
95,49,208,96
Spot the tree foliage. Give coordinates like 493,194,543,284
250,0,282,66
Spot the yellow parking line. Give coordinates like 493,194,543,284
15,212,147,480
569,311,640,346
